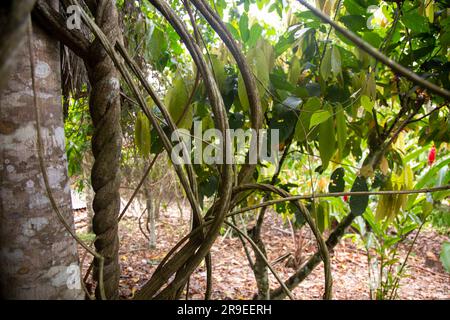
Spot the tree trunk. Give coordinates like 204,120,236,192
154,184,163,221
0,9,84,299
0,0,37,92
85,0,122,300
145,187,156,249
252,236,270,299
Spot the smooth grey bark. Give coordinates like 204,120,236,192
0,8,84,299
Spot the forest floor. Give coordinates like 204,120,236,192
75,203,450,300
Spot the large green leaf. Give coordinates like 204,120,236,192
315,201,330,233
288,56,301,85
335,104,347,161
343,0,366,15
407,156,450,208
339,15,367,32
165,76,193,130
320,45,342,80
294,97,321,142
135,112,151,157
226,22,240,40
239,13,250,42
402,11,430,34
331,46,342,77
248,23,263,48
148,27,168,71
329,167,346,193
237,72,250,112
361,95,374,113
320,48,332,80
350,176,369,216
269,99,300,144
238,41,272,112
210,55,226,93
310,110,331,129
318,105,336,170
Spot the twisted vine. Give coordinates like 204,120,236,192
189,0,263,184
134,0,234,299
84,0,122,300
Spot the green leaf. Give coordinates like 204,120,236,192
321,45,341,80
362,32,382,47
331,45,342,76
343,0,365,15
248,23,263,48
244,0,250,12
320,48,332,80
270,72,295,91
237,72,249,112
350,176,369,216
339,15,367,32
269,101,299,143
329,167,345,193
421,200,433,218
135,112,151,157
210,55,226,93
440,242,450,273
361,95,374,113
253,51,270,103
148,27,168,71
226,22,240,40
199,175,219,198
315,201,330,233
335,104,347,161
294,97,321,142
239,13,250,42
318,106,336,170
402,11,430,34
310,110,331,129
150,126,165,155
441,29,450,47
288,56,301,85
257,39,275,70
274,33,295,57
166,76,193,130
238,44,272,112
407,157,450,208
337,46,360,69
228,112,245,130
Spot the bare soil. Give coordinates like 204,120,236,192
75,203,450,300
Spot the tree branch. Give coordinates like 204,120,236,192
296,0,450,100
407,103,448,124
33,0,90,59
228,185,450,217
